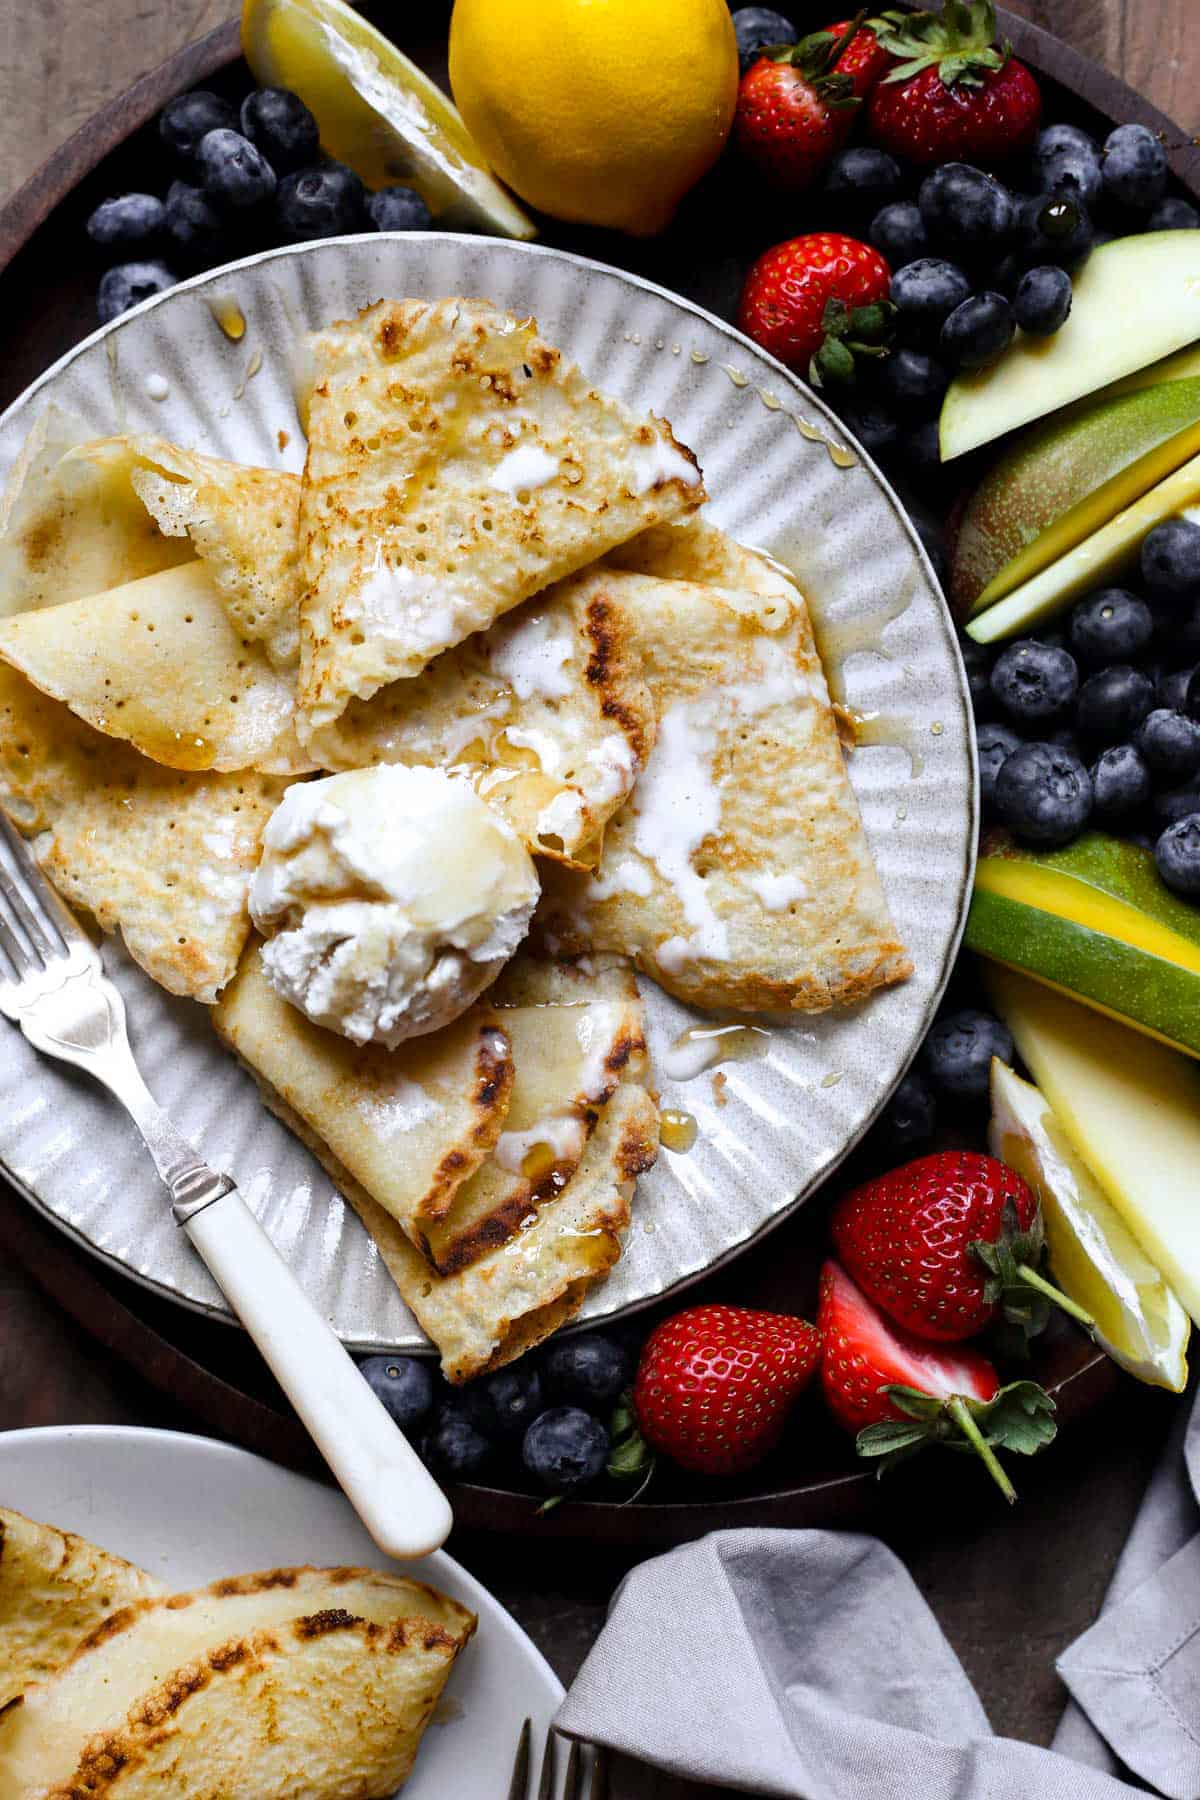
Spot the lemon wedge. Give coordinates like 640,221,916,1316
989,1057,1189,1392
241,0,535,239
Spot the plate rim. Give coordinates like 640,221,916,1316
0,231,977,1343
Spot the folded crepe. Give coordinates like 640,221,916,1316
0,1508,166,1710
0,562,311,775
0,664,284,1002
538,567,912,1012
303,565,658,870
297,297,704,731
416,953,647,1274
0,412,191,618
0,1564,475,1800
213,943,515,1243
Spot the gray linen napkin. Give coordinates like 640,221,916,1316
556,1387,1200,1798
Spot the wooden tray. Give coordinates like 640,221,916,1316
0,3,1181,1543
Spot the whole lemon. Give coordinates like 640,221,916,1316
448,0,739,236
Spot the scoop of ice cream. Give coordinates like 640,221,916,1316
249,765,540,1047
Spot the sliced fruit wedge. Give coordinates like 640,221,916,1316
952,379,1200,619
990,1058,1189,1391
241,0,535,238
1088,342,1200,411
966,445,1200,643
940,233,1200,462
986,964,1200,1327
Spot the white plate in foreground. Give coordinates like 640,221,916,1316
0,234,976,1346
0,1425,564,1798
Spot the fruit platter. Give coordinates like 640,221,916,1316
1,0,1199,1548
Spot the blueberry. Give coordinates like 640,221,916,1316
472,1364,545,1440
423,1403,493,1480
1030,123,1104,211
1015,193,1094,270
1013,264,1073,336
919,163,1015,258
1152,777,1200,825
522,1407,610,1494
731,5,795,73
960,636,995,719
162,180,228,266
240,87,320,174
977,720,1023,809
544,1334,631,1407
821,147,902,218
869,202,929,269
991,638,1078,724
1076,664,1156,741
1147,196,1200,232
889,258,972,346
922,1008,1014,1102
900,495,948,587
890,420,947,496
1156,814,1200,896
940,292,1015,371
1090,743,1152,821
159,89,238,161
360,1354,435,1431
1134,707,1200,778
368,186,435,231
276,161,368,239
1069,588,1154,664
1102,123,1168,214
987,252,1024,298
197,128,277,209
96,260,176,324
877,347,949,419
1158,664,1198,713
1141,518,1200,600
995,741,1093,846
880,1069,937,1151
86,193,165,251
831,400,897,461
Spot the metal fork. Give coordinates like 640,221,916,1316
507,1720,607,1800
0,809,451,1561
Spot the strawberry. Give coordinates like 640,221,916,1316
825,16,896,99
865,1,1042,166
736,231,894,386
734,14,868,193
633,1303,821,1475
818,1260,1056,1502
831,1150,1093,1345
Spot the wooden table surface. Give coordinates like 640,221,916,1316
0,2,1195,1792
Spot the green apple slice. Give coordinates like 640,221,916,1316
1087,342,1200,409
966,830,1200,1058
952,378,1200,618
989,1059,1189,1392
940,233,1200,462
966,445,1200,642
985,965,1200,1327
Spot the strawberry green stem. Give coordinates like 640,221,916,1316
947,1395,1016,1504
1015,1263,1095,1330
825,8,868,67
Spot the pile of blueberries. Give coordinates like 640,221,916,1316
359,1330,635,1498
878,1000,1013,1153
816,121,1190,498
967,516,1200,894
86,86,435,324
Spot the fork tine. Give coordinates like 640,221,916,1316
0,905,32,982
562,1739,583,1800
506,1719,532,1800
536,1728,557,1800
0,810,87,954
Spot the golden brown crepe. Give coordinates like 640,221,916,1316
0,664,283,1002
297,297,704,731
0,1508,166,1711
537,570,912,1012
0,1564,475,1800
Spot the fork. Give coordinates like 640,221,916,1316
0,809,452,1561
507,1720,607,1800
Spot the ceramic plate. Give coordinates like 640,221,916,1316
0,1425,564,1796
0,235,975,1348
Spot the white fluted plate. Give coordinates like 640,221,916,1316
0,236,976,1349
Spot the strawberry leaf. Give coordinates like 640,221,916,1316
970,1380,1057,1457
607,1390,657,1492
852,1378,1056,1501
869,0,1009,89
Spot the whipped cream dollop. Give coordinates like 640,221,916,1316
249,765,539,1047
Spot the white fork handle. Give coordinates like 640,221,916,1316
185,1190,452,1560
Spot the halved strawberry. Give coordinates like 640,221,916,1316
818,1260,1056,1501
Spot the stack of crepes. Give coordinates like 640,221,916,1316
0,296,909,1380
0,1505,474,1799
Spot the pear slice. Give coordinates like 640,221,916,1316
967,446,1200,643
940,233,1200,461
